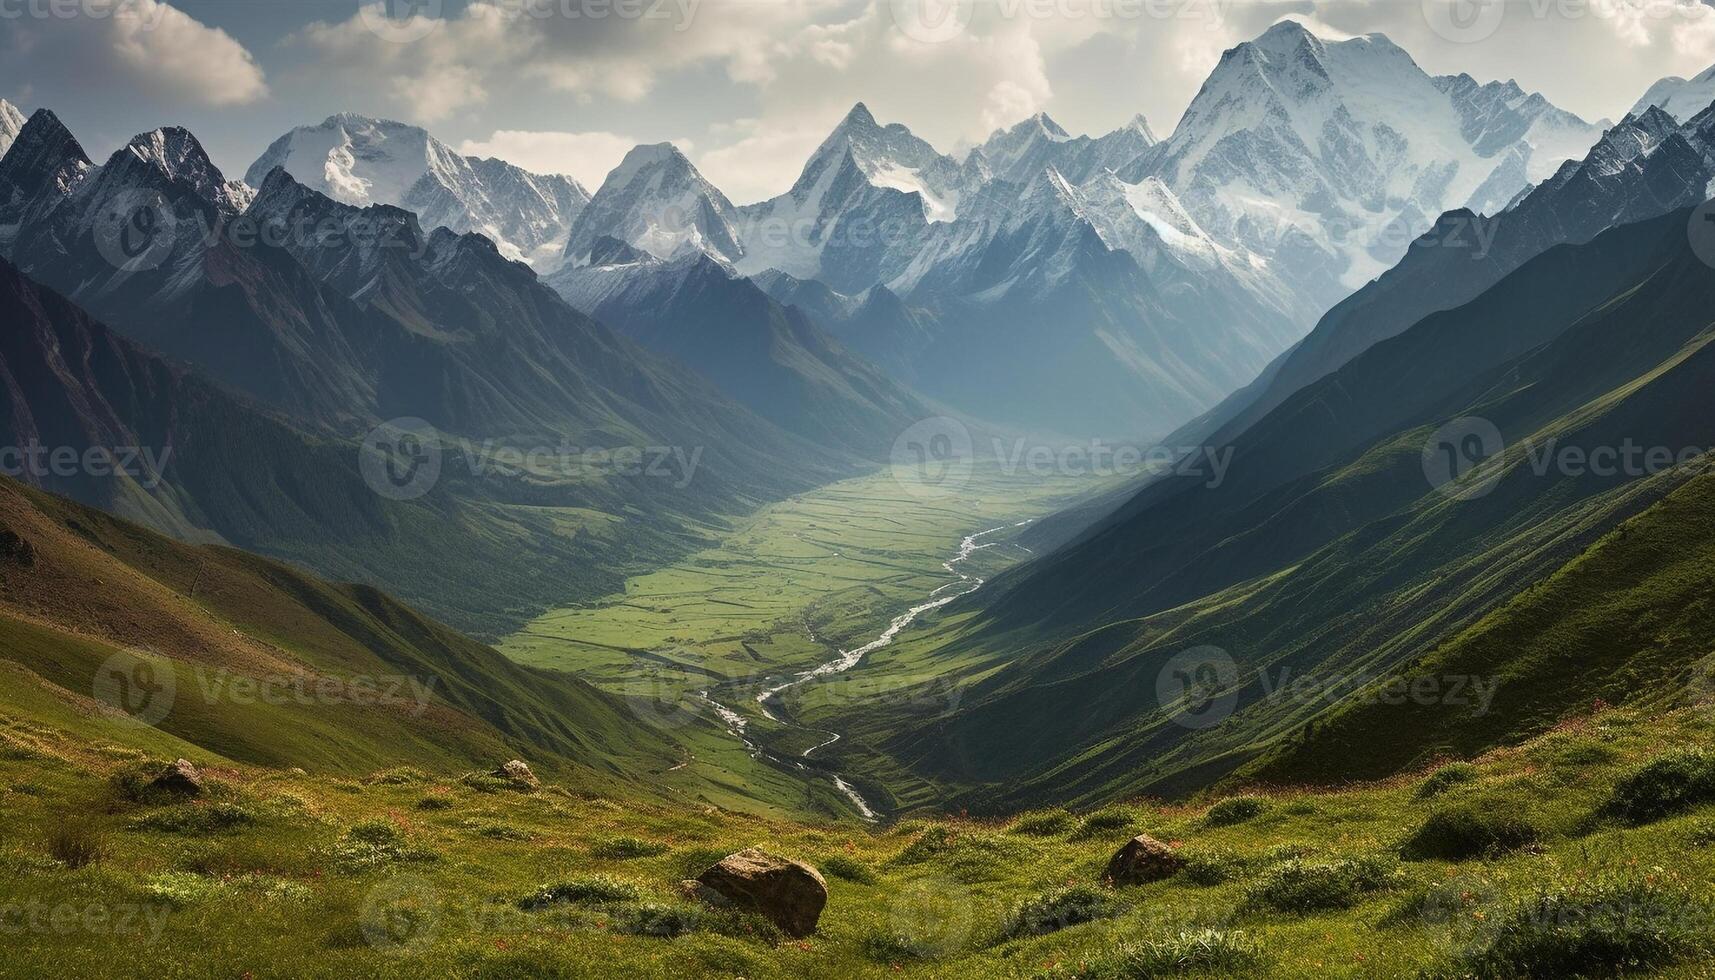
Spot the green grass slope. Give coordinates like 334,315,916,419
0,473,696,792
5,690,1715,976
844,208,1715,811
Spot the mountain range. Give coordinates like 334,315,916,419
454,22,1600,438
245,113,591,269
1118,22,1604,314
807,92,1715,809
6,19,1715,820
0,108,867,636
1179,100,1715,451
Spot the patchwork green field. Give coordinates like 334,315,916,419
6,700,1715,978
498,465,1108,821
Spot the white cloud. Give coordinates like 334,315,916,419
696,118,829,204
458,129,644,189
0,0,266,108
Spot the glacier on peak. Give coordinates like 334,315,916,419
1630,63,1715,123
245,113,590,270
0,99,25,161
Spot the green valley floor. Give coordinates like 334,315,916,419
498,463,1102,822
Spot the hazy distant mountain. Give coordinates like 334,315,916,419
972,111,1157,186
1182,104,1711,452
874,165,1300,437
1630,63,1715,122
561,142,744,266
246,113,590,269
734,102,969,293
0,110,854,632
1434,73,1610,214
548,246,938,458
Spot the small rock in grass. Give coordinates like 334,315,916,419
150,759,205,797
1105,833,1186,884
493,760,539,790
695,848,826,937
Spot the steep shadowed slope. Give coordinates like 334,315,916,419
833,208,1715,810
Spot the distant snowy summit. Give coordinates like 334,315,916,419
1631,63,1715,123
246,114,589,270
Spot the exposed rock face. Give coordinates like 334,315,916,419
1104,834,1185,884
151,758,205,796
494,760,538,789
695,848,828,937
0,528,34,566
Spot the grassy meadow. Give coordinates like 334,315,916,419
497,465,1103,819
5,701,1715,977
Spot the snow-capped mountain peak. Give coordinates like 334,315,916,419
731,104,971,291
245,113,589,269
247,113,447,207
123,127,253,213
1249,17,1329,64
562,142,743,265
1124,20,1601,313
792,102,966,219
1029,112,1073,140
1630,63,1715,123
1123,114,1158,142
0,109,94,210
976,111,1157,188
0,99,25,160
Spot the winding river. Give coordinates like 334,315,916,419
698,521,1029,822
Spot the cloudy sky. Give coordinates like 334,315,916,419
4,0,1715,203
